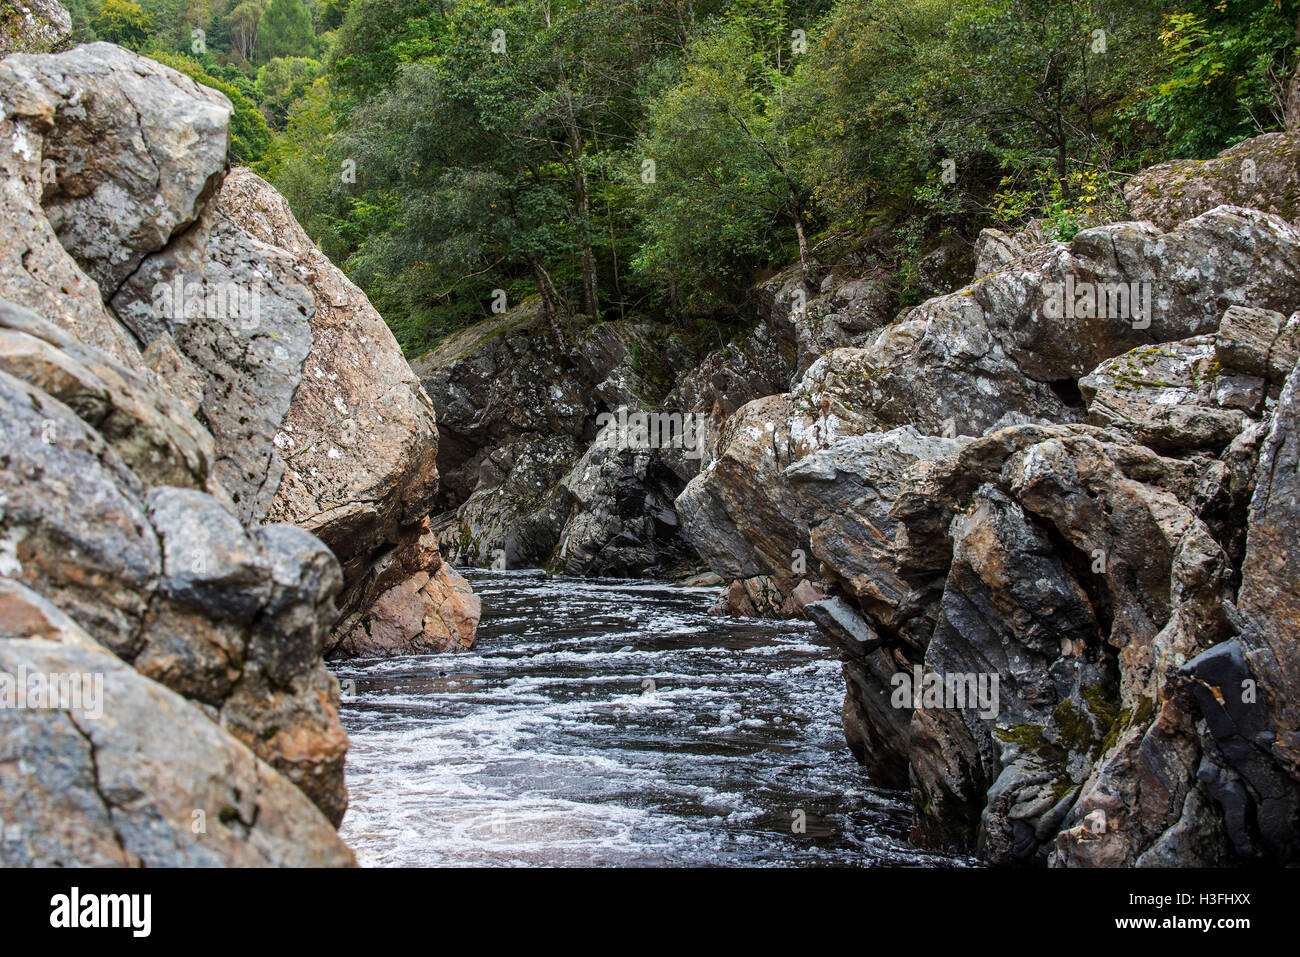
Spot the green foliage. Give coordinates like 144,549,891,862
1139,0,1299,156
222,0,267,64
633,11,810,313
791,0,948,231
256,0,315,62
919,0,1165,210
89,0,1293,356
331,0,448,104
91,0,154,48
318,0,351,31
256,55,321,126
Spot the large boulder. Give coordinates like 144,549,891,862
109,174,313,523
0,579,354,867
549,418,699,578
0,335,350,826
412,298,592,514
791,429,970,639
0,44,473,661
109,167,466,656
327,522,479,658
6,44,230,301
0,41,480,860
1079,337,1249,452
0,43,220,370
677,205,1300,617
676,394,809,586
414,298,709,577
790,428,969,784
1124,133,1300,231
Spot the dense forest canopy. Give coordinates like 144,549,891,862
65,0,1300,354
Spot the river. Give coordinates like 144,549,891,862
334,569,968,867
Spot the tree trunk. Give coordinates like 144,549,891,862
789,187,812,293
530,257,567,346
564,99,600,319
531,259,558,324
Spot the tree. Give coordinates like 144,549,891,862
634,11,815,313
1140,0,1300,157
333,0,674,341
256,55,321,126
919,0,1164,196
790,0,949,231
222,1,264,62
257,0,315,63
331,0,443,102
259,76,336,233
339,1,578,333
90,0,153,49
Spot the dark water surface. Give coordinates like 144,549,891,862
333,569,968,867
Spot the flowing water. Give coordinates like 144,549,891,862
334,569,967,867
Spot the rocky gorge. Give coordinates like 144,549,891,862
414,123,1300,866
1,11,1297,872
669,141,1300,864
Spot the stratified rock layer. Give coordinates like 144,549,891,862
674,144,1300,865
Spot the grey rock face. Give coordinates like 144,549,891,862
669,132,1300,867
414,298,717,577
758,260,898,381
0,49,152,369
0,581,354,867
0,42,468,859
444,432,582,568
666,321,792,470
1125,133,1300,231
0,0,70,54
0,44,461,657
111,177,315,525
0,355,351,826
0,300,221,496
677,205,1300,611
0,363,158,650
6,44,231,297
1212,353,1300,861
1080,337,1248,452
550,430,697,577
676,394,808,583
412,299,591,514
109,163,467,657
